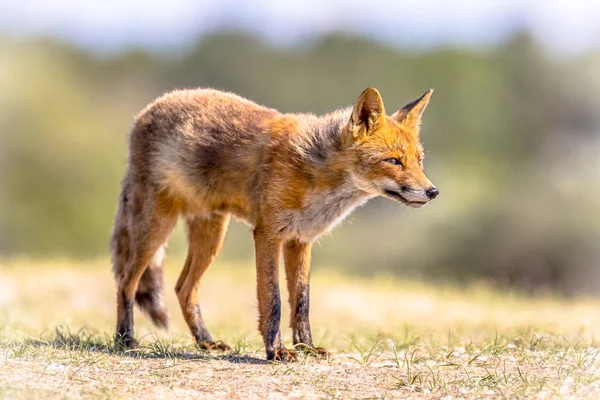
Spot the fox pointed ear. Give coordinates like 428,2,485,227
348,87,385,139
392,89,433,131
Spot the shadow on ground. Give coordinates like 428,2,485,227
23,325,270,365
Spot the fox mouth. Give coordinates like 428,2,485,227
383,189,428,208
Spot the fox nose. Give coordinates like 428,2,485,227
426,187,439,200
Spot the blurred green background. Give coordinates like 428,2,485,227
1,1,599,294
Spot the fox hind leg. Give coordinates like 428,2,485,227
114,191,178,349
176,213,231,351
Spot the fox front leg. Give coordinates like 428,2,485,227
284,239,328,358
253,228,297,362
283,239,313,345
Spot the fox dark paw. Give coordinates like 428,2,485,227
268,348,298,362
295,343,330,358
313,347,329,358
114,333,138,350
197,340,231,351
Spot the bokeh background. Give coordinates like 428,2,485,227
1,0,599,294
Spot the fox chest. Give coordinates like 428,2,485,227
279,186,372,241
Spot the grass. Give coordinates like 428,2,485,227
2,259,600,398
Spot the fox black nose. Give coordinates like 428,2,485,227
426,187,439,199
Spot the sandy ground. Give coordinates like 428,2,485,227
2,259,600,398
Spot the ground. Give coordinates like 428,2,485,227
1,259,600,399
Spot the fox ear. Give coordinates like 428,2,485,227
392,89,433,132
348,87,385,139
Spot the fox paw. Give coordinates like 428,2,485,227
269,348,297,362
295,343,330,358
114,334,138,350
311,346,330,358
197,340,231,351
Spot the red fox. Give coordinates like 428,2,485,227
110,87,438,361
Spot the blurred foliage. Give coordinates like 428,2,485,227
1,32,599,293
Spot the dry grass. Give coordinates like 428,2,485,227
2,258,600,399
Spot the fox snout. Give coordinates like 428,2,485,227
384,184,439,208
403,185,438,200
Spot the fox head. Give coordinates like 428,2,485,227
343,87,438,208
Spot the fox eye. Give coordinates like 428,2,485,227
385,158,403,167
